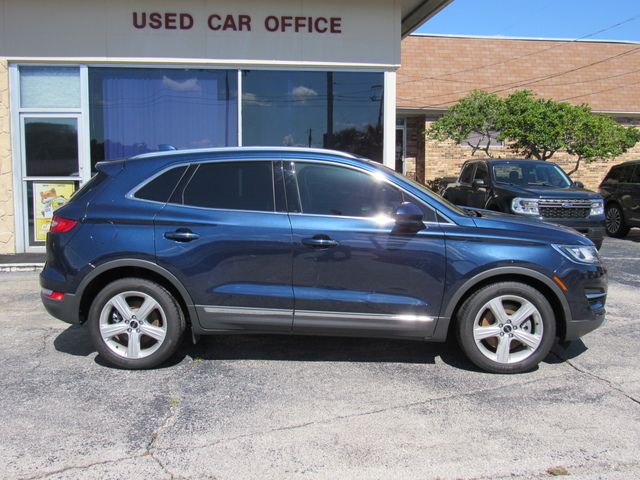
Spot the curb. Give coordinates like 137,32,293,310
0,263,44,273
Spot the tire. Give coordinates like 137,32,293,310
456,282,556,374
88,278,185,369
605,204,629,238
593,238,603,250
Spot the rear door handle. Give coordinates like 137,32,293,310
164,230,200,242
302,237,339,248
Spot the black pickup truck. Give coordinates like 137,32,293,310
443,159,606,248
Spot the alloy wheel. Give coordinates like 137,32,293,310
99,291,167,359
606,206,621,234
472,295,543,364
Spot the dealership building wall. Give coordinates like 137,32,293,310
396,35,640,190
0,0,450,254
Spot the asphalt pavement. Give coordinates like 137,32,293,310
1,232,639,479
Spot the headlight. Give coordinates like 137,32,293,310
511,197,539,215
590,200,604,216
553,244,600,264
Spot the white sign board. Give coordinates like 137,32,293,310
0,0,401,67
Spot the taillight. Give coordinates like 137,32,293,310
50,216,77,233
42,289,65,301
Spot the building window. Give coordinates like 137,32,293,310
20,67,80,109
89,68,238,168
463,131,503,149
242,70,384,162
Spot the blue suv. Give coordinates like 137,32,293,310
40,148,607,373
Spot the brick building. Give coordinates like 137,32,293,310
396,34,640,190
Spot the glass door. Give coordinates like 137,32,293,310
20,114,82,249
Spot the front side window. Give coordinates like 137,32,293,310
474,163,489,182
181,161,274,212
293,163,403,217
459,164,475,184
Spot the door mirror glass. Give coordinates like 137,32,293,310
572,181,584,189
394,202,425,231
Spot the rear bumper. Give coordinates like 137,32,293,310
41,290,80,324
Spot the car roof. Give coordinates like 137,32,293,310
483,159,552,164
130,146,362,161
611,159,640,168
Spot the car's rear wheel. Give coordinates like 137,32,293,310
605,204,629,238
456,282,555,374
88,278,185,369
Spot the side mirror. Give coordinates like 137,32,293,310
572,181,584,189
472,178,485,189
394,202,425,231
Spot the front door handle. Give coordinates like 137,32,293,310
164,230,200,242
302,236,339,248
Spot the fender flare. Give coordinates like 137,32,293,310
76,258,199,325
431,266,571,341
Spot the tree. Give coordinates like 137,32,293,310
565,111,640,175
427,91,504,156
500,90,577,160
427,89,640,172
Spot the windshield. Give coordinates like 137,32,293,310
492,162,572,188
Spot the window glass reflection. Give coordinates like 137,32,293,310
242,71,384,162
89,68,238,168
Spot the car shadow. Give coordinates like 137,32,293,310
53,324,582,373
53,324,479,371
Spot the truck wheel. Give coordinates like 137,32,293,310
88,278,185,369
456,282,556,374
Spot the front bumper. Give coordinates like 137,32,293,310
564,314,606,341
556,260,607,342
545,218,605,244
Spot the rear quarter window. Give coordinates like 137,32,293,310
69,172,108,203
135,166,188,203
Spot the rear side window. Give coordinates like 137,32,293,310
182,161,274,212
135,166,188,203
630,166,640,184
619,165,635,182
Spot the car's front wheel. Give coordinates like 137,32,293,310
456,282,556,374
605,204,630,238
88,278,185,369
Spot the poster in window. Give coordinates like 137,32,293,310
33,182,76,241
